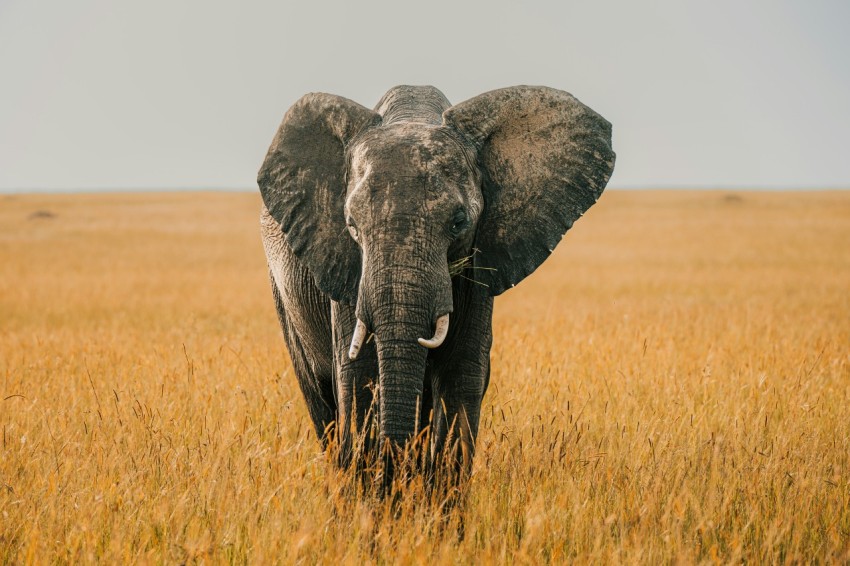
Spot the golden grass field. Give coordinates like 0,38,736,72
1,190,848,563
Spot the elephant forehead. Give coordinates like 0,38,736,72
346,125,481,223
350,125,471,177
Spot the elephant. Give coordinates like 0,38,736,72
258,85,614,480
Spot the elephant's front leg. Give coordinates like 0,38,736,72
427,292,494,479
428,358,490,479
331,302,379,468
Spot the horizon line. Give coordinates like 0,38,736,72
3,185,850,196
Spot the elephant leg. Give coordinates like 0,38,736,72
427,289,493,478
331,302,379,467
427,350,490,529
429,359,489,477
271,274,336,445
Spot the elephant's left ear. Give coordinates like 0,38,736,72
443,86,615,296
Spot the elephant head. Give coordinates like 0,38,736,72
258,85,614,450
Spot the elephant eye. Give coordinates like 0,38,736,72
450,209,468,236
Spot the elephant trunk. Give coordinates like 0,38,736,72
370,292,431,449
375,333,428,448
360,259,452,451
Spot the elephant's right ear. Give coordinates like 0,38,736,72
258,93,381,304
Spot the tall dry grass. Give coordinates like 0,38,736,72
1,190,848,563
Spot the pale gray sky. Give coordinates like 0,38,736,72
1,0,848,191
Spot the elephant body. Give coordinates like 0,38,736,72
262,208,492,467
259,85,614,474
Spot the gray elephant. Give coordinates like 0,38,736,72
258,85,614,478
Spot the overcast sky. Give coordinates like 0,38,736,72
1,0,848,192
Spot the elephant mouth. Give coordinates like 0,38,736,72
348,313,450,360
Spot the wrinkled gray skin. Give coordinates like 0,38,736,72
258,85,614,475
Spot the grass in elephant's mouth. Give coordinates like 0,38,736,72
2,190,849,563
448,248,495,287
448,251,474,277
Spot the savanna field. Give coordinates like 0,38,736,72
1,190,848,563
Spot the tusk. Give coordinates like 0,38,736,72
348,318,368,360
418,314,450,349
